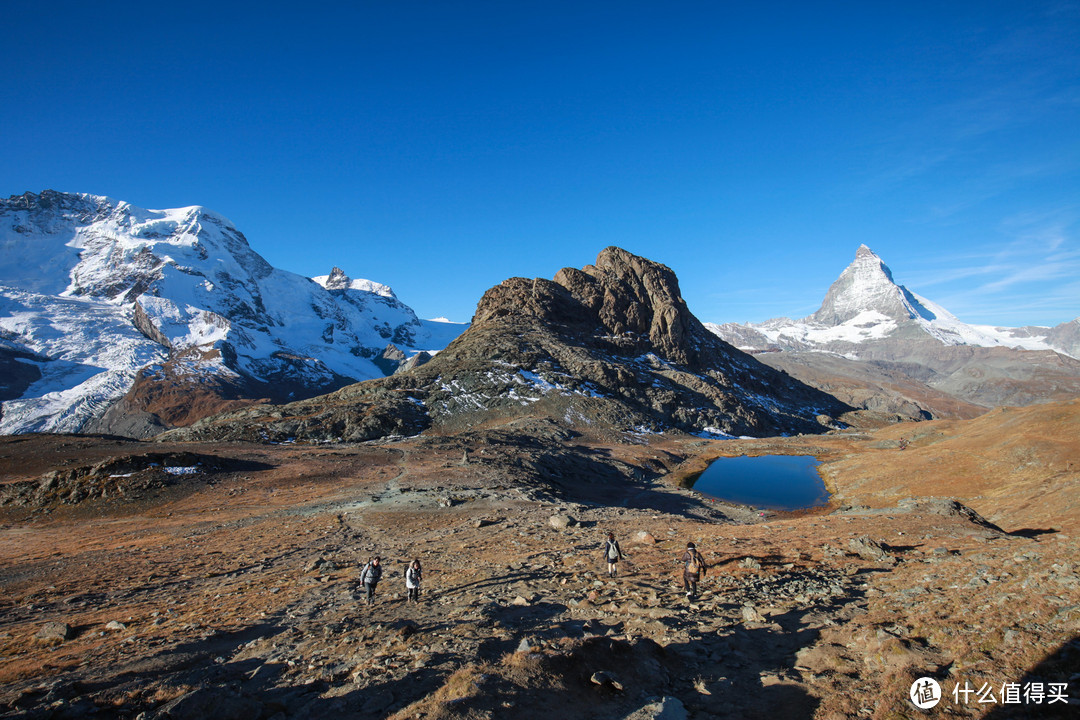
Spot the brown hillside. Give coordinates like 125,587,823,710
823,399,1080,533
0,402,1077,719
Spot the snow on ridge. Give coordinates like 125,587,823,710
312,272,397,298
707,245,1076,359
0,191,465,433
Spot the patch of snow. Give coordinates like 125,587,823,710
164,466,200,475
695,427,736,439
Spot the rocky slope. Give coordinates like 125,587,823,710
1,401,1077,719
166,247,851,444
0,191,465,436
708,245,1080,417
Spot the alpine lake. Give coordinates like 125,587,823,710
687,454,829,511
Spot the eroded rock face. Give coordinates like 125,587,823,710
558,247,703,366
475,247,716,367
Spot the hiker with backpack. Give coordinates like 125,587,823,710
405,558,423,603
602,532,623,578
360,556,383,605
681,541,707,599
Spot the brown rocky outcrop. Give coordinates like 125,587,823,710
474,247,726,368
556,247,704,366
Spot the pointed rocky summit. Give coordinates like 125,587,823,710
809,245,933,326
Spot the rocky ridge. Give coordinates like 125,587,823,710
165,247,851,444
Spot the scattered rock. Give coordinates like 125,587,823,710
741,605,766,623
634,531,657,545
590,670,624,691
105,621,127,631
622,696,688,720
35,622,74,642
847,536,894,564
549,514,576,529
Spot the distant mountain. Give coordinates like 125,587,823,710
0,190,465,435
710,245,1078,357
708,245,1080,417
166,247,852,444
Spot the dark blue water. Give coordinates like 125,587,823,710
689,455,828,511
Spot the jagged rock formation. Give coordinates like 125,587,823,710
708,245,1080,416
167,247,850,443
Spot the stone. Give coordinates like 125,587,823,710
151,687,264,720
740,605,766,623
549,514,576,529
590,670,624,691
36,622,74,642
105,621,127,631
634,531,657,545
847,536,894,563
622,696,688,720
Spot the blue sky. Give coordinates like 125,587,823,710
4,1,1078,326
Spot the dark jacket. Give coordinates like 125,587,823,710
681,548,706,577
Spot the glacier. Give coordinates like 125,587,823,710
0,191,467,434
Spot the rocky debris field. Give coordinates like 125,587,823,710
0,416,1078,719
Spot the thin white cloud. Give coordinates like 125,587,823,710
900,206,1080,325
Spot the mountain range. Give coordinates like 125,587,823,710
707,245,1080,419
0,191,465,436
4,192,1078,439
165,246,850,444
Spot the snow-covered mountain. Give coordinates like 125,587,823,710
0,190,466,435
707,245,1080,416
708,245,1079,359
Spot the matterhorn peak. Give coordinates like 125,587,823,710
809,245,931,326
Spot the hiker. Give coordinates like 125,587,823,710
681,542,707,599
360,556,382,605
405,558,423,603
602,532,623,578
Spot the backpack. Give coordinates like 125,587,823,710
687,551,703,574
361,562,381,585
606,541,619,561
